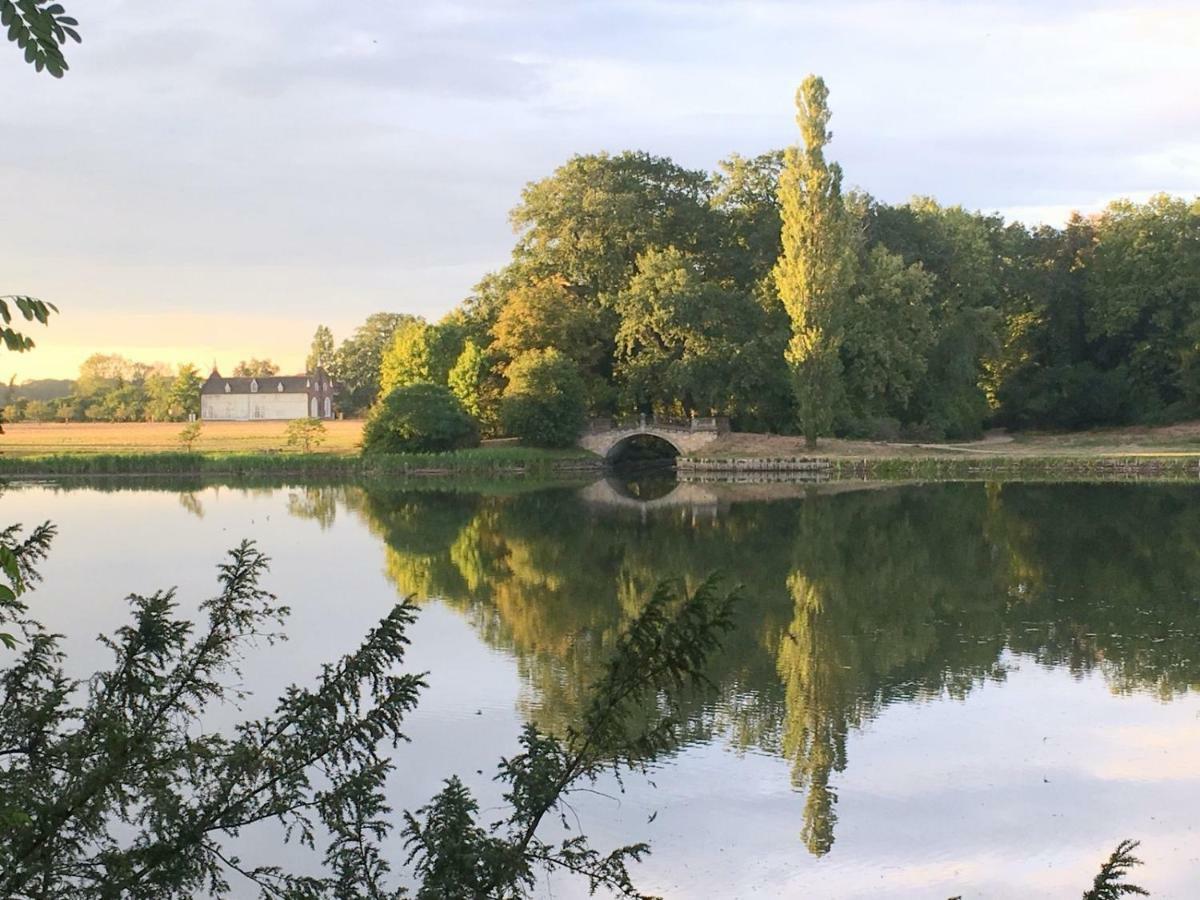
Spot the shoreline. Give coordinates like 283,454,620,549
2,447,1199,482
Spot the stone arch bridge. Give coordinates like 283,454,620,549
579,415,729,460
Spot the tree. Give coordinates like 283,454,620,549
837,244,934,427
501,348,587,448
378,319,432,395
448,339,500,432
167,364,203,421
284,416,326,452
773,76,856,447
306,324,335,373
614,246,772,417
511,151,717,305
177,419,201,450
232,358,279,377
363,382,479,454
0,1,80,77
333,312,416,414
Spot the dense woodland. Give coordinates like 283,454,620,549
324,81,1200,442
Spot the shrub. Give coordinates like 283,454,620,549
363,382,479,454
500,349,587,448
177,420,202,450
284,417,326,452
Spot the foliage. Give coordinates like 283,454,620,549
177,419,201,451
448,339,501,433
363,382,480,455
1082,839,1149,899
500,349,587,448
306,324,335,373
0,295,56,353
403,575,738,898
232,358,279,377
773,76,856,447
1,355,202,424
329,313,414,414
0,0,80,77
284,416,326,453
615,247,778,417
0,523,739,897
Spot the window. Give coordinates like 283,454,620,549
277,382,284,392
224,383,230,393
250,379,258,393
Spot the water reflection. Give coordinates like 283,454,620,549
14,475,1200,866
334,479,1200,857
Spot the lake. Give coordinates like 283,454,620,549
4,476,1200,898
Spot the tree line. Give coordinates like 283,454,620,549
315,76,1199,444
2,356,288,424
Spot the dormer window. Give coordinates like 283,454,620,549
250,379,258,393
224,383,231,393
277,382,284,392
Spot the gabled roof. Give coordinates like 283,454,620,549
200,367,333,396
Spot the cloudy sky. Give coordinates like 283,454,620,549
2,0,1197,380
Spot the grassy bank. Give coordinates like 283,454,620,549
0,446,601,478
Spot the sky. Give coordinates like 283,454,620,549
2,0,1197,381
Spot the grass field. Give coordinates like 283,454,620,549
0,420,365,456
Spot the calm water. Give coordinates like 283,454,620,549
4,477,1200,898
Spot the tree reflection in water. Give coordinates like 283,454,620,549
328,480,1200,857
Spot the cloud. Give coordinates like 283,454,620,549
0,0,1196,377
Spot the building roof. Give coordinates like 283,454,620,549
201,367,333,396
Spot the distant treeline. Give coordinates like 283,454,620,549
316,104,1199,439
3,355,203,423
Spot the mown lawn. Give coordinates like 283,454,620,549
0,420,365,456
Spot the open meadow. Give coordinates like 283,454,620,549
0,420,365,456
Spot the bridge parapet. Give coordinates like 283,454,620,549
587,415,730,435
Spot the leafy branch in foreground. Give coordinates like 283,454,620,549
1083,839,1149,899
0,526,740,898
0,535,425,898
404,575,739,898
1,1,80,77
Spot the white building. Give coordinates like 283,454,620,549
200,368,335,421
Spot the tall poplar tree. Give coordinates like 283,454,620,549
772,76,855,447
306,324,335,373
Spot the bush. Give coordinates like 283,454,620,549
284,417,326,452
500,349,587,448
363,382,479,454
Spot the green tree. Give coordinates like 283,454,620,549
363,382,479,454
379,319,433,395
773,76,856,447
501,348,587,448
177,419,201,450
306,324,335,373
448,339,500,432
167,364,202,421
837,244,934,428
511,151,716,305
284,416,326,452
614,246,772,417
22,399,52,422
333,312,415,414
232,358,279,377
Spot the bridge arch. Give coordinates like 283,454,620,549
604,431,683,462
578,416,728,460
